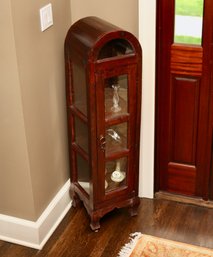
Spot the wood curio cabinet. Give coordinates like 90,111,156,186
64,17,142,230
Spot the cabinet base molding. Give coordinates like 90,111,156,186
0,179,71,249
155,191,213,209
72,184,140,231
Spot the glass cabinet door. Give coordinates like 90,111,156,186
103,74,129,193
96,63,137,199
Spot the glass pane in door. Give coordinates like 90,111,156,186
105,157,127,193
74,116,89,153
97,39,134,60
77,154,90,195
104,74,128,119
105,122,128,155
72,61,87,115
174,0,204,45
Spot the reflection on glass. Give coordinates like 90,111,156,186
98,39,134,59
174,0,204,45
72,62,87,115
105,157,127,193
74,116,89,153
77,154,90,195
105,122,128,155
105,74,128,119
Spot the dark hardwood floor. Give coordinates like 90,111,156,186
0,198,213,257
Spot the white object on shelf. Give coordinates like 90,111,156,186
111,171,126,183
111,161,126,182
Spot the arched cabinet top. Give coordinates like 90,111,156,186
65,16,142,63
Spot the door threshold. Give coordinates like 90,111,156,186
155,191,213,209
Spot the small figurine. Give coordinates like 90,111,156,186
106,128,121,142
111,84,121,112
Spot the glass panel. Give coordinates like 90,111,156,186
77,154,90,195
174,0,204,45
72,61,87,115
105,122,128,155
105,157,127,193
74,116,89,153
98,39,134,60
105,74,128,119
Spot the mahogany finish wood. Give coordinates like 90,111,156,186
1,199,213,257
155,0,213,201
171,45,203,76
210,135,213,200
64,17,142,230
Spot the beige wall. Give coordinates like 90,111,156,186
0,0,138,221
0,0,35,220
0,0,71,221
70,0,138,37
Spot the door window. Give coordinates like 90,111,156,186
174,0,204,45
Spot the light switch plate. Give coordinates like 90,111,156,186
40,3,53,32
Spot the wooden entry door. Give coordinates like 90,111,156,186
155,0,213,200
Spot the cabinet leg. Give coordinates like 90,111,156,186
129,205,138,217
71,191,81,208
128,197,140,216
90,215,100,231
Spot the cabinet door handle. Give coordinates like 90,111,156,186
99,135,106,152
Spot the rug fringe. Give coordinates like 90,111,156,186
117,232,142,257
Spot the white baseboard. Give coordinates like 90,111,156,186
0,179,72,249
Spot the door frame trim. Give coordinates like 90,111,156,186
138,0,156,198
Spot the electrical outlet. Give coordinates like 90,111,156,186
40,3,53,32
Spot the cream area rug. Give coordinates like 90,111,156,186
118,233,213,257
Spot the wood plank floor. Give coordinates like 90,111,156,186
0,198,213,257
